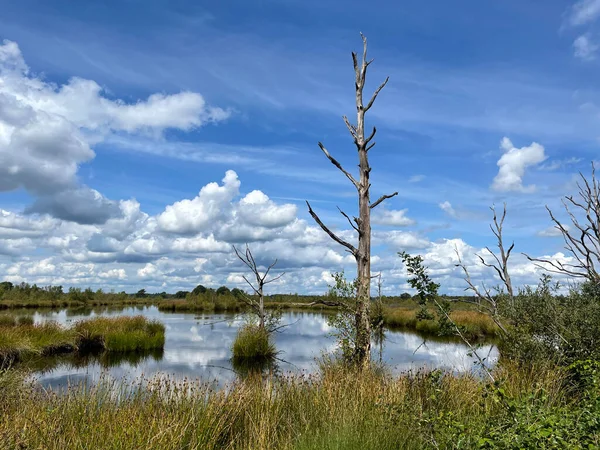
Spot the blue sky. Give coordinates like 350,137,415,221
0,0,597,294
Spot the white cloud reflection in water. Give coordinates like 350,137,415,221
30,306,498,390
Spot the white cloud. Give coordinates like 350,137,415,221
539,157,582,171
408,175,425,183
491,137,547,193
375,230,430,250
439,201,457,218
237,190,297,228
538,225,568,237
573,34,599,60
372,208,416,227
568,0,600,27
98,269,127,280
0,39,230,224
157,170,240,234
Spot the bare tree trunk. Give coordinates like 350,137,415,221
258,285,265,330
307,35,397,368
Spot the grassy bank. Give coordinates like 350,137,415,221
157,297,243,313
383,307,498,339
0,316,165,366
1,361,597,449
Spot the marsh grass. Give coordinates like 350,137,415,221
383,307,498,339
73,316,165,352
232,324,276,361
0,316,165,366
0,361,593,450
158,297,243,313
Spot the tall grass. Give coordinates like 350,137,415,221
0,361,594,449
0,316,165,366
73,316,165,352
232,324,276,361
383,307,498,339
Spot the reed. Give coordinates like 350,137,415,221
0,361,593,450
0,316,165,366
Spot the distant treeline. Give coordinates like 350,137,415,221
0,280,476,307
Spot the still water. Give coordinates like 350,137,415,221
30,306,498,389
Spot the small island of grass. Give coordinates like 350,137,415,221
0,315,165,366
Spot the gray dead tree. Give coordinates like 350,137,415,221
307,34,397,368
525,163,600,285
455,204,512,336
233,244,285,330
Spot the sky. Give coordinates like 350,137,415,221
0,0,597,295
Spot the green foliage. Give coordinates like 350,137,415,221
192,284,207,295
500,276,600,366
325,271,360,363
398,252,456,338
398,252,440,305
216,286,231,296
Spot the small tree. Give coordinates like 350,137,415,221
192,284,207,296
307,34,397,368
233,244,284,331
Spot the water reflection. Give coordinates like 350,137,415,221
29,306,498,390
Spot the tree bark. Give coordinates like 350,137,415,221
307,35,396,368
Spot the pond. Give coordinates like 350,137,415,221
28,306,498,389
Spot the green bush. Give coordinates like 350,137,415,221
499,277,600,366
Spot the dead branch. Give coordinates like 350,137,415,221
338,206,359,233
317,142,359,189
453,203,514,335
525,163,600,285
306,201,357,255
370,192,399,209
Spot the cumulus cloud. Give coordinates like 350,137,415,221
573,34,599,60
26,188,121,225
375,230,430,250
157,170,240,234
0,39,230,224
237,191,297,228
491,137,547,193
372,208,416,227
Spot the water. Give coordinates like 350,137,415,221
28,306,498,389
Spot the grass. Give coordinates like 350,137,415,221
0,361,596,449
0,316,165,366
232,324,276,361
383,307,498,339
158,297,243,313
73,316,166,352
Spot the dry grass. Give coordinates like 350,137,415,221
383,307,498,339
0,361,583,450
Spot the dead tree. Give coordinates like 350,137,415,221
307,34,397,368
233,244,285,330
455,204,512,335
525,163,600,285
